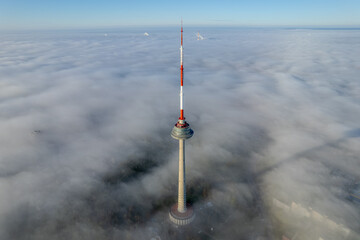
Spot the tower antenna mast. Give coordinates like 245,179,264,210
180,19,184,120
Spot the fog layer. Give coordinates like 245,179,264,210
0,28,359,239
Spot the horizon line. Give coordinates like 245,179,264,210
1,24,360,32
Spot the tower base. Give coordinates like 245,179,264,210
169,203,195,226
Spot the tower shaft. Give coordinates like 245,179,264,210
178,139,186,213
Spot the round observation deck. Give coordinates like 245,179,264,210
171,120,194,140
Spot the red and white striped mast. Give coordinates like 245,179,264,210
179,19,184,121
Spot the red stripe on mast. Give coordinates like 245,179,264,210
180,66,183,86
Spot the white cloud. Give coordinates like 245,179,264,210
0,28,359,239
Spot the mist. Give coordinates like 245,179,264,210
0,27,359,239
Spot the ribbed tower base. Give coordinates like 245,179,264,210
169,203,195,226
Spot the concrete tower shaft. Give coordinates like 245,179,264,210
178,139,186,212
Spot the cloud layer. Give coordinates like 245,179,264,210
0,27,360,239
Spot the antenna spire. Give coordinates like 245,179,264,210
181,19,183,46
180,19,184,120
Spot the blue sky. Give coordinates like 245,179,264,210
1,0,360,30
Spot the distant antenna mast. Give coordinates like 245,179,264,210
197,31,204,40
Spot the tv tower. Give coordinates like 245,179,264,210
169,21,195,226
